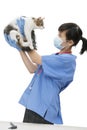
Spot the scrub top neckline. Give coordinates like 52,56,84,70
56,51,72,55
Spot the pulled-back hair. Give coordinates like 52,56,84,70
58,23,87,54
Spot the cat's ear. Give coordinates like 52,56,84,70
32,17,37,23
32,17,35,20
38,17,45,20
37,17,41,20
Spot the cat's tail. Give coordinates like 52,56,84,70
4,25,18,35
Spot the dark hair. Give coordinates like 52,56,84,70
58,23,87,54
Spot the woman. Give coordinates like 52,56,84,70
4,23,87,124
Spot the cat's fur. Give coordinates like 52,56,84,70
4,16,44,51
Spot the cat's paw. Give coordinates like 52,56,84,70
16,35,23,45
29,44,34,50
16,35,21,41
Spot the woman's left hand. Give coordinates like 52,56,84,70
4,33,21,51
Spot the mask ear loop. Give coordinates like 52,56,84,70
61,39,72,51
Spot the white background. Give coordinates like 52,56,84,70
0,0,87,127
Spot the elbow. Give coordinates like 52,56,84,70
29,70,35,74
29,71,34,74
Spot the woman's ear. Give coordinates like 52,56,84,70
69,40,74,46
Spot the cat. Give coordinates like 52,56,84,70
4,16,44,51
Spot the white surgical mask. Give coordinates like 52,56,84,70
54,37,65,50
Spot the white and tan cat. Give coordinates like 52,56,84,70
4,16,44,51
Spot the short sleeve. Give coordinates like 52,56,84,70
42,54,67,80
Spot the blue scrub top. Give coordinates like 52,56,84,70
19,53,77,124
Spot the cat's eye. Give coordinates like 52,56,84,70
41,23,43,26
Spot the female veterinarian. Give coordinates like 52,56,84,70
4,23,87,124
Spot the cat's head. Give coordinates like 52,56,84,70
32,17,44,29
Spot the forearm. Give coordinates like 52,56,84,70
19,50,38,73
27,50,42,65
